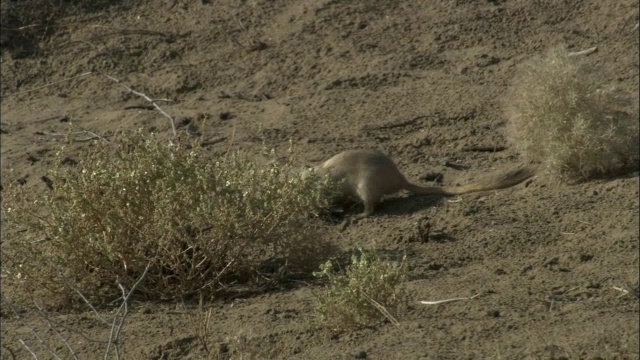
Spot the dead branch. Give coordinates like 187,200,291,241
6,300,62,360
102,74,177,138
104,263,151,360
72,123,111,143
33,301,79,360
18,339,38,359
362,292,400,327
419,292,482,305
567,46,598,57
55,266,110,326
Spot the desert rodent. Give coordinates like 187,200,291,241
311,149,534,217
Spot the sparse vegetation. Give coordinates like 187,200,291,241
313,248,408,329
1,131,335,305
504,47,639,181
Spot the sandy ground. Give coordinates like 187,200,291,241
1,1,639,359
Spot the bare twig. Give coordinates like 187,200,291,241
567,46,598,57
33,301,79,360
102,74,177,137
72,123,111,143
6,300,62,360
419,292,482,305
612,286,629,298
24,325,61,359
104,263,151,360
54,266,110,325
18,340,38,360
196,293,214,355
362,292,400,327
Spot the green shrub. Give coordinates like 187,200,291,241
1,131,335,305
313,248,408,329
504,47,639,181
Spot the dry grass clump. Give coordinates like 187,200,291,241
504,47,639,181
1,131,335,305
313,248,408,329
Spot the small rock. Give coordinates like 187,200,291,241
476,54,500,67
219,111,233,120
579,254,594,262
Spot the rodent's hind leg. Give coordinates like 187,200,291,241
338,186,381,231
357,182,382,217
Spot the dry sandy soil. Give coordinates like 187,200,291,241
1,0,639,359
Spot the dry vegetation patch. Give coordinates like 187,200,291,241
313,248,408,329
504,47,639,181
2,131,335,306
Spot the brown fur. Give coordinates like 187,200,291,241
313,149,535,216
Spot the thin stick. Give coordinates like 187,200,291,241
567,46,597,57
102,74,177,137
33,301,79,360
72,123,110,143
104,263,151,360
612,286,629,298
23,325,61,360
1,72,93,98
419,292,482,305
54,268,109,325
18,340,38,360
5,300,61,360
362,292,400,327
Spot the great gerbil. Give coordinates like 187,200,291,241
310,149,534,217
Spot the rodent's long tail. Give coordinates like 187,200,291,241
405,165,536,196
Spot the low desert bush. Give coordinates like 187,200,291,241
504,47,639,181
313,248,408,329
1,131,335,305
